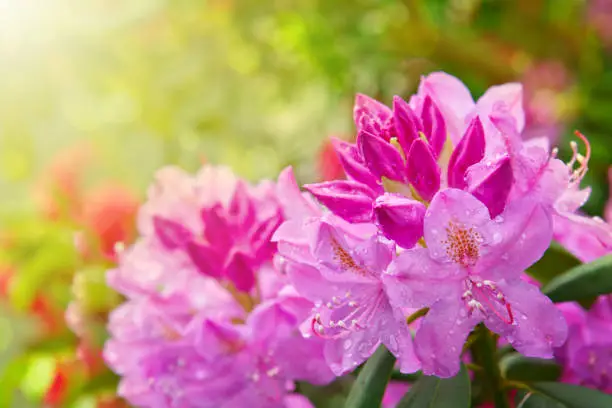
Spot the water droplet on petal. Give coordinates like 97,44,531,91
492,232,502,244
344,339,353,350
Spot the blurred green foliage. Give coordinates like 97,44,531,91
1,0,612,406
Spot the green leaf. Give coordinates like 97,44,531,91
79,370,121,395
0,355,30,407
499,354,561,382
542,254,612,303
527,242,581,286
26,332,76,353
344,345,396,408
397,364,470,408
527,382,612,407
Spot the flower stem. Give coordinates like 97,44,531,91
470,324,510,408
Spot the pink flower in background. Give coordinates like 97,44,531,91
589,0,612,46
383,189,566,377
556,297,612,393
104,165,334,408
273,168,420,375
521,61,573,143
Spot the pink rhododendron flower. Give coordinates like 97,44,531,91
556,296,612,393
306,86,517,248
104,165,333,408
273,168,420,376
383,189,567,377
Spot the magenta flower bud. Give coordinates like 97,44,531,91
393,96,421,154
330,137,381,192
186,241,222,278
201,205,233,252
468,156,513,218
447,116,486,189
374,194,426,249
421,96,447,159
152,216,193,249
406,139,441,202
354,93,392,133
304,180,376,223
358,130,407,182
224,250,255,292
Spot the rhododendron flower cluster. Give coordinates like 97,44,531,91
104,166,334,407
276,72,594,378
104,71,611,408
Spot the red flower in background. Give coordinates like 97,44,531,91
80,184,139,261
317,137,345,181
33,142,93,221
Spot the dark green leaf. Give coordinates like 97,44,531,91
344,345,396,408
397,364,470,408
527,382,612,407
527,242,581,286
499,353,561,382
80,370,121,394
542,254,612,303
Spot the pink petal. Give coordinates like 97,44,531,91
421,96,447,158
152,216,193,249
276,167,321,220
312,221,382,282
358,130,407,182
284,394,315,408
468,155,513,218
417,72,476,144
382,382,410,408
379,301,421,373
285,263,341,301
384,248,464,309
393,96,422,153
201,204,233,252
406,139,441,202
186,241,222,278
373,194,425,249
476,83,525,132
228,181,255,228
414,298,479,378
424,189,491,263
354,94,393,131
488,279,567,358
447,116,486,189
324,327,380,375
331,137,381,192
304,180,376,223
224,250,256,292
479,200,552,281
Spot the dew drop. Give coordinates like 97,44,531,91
494,215,504,223
492,232,502,244
344,339,353,350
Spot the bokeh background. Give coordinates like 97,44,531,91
0,0,611,406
